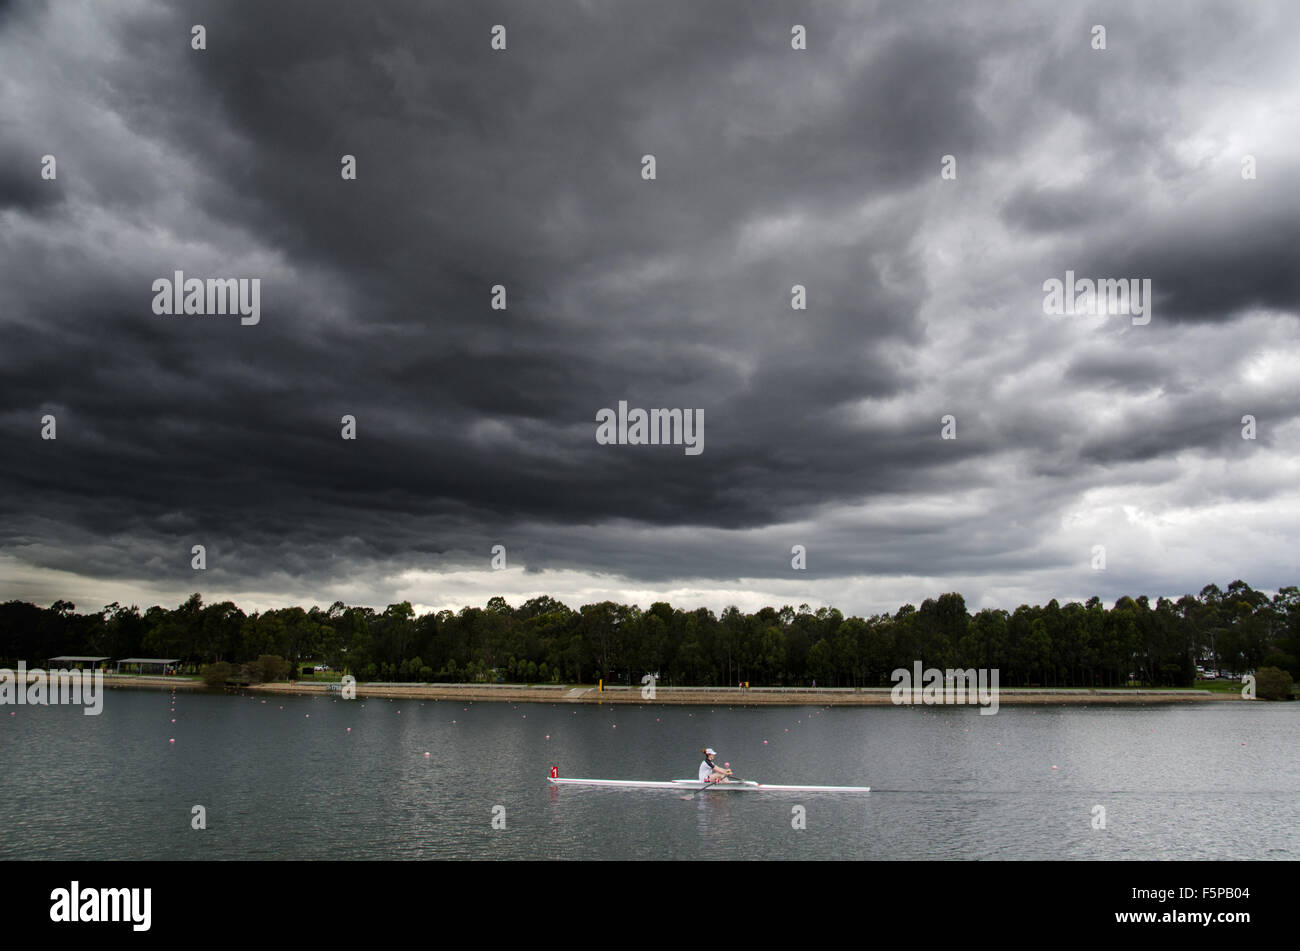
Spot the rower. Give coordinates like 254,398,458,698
699,748,731,784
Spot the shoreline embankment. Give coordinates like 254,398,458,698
93,675,1238,704
97,674,204,690
243,682,1236,705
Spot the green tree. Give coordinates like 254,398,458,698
253,654,290,682
1255,666,1293,700
201,661,233,687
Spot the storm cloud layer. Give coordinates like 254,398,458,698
2,0,1298,616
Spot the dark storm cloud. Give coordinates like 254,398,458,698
2,0,1298,614
1001,183,1131,235
0,147,62,213
1080,199,1300,323
1063,350,1169,391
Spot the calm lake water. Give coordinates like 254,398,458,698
1,689,1296,860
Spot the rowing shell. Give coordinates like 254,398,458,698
548,777,870,793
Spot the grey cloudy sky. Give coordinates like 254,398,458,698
2,0,1298,618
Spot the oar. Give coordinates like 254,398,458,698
711,770,763,788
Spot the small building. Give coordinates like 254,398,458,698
47,655,110,671
115,657,181,675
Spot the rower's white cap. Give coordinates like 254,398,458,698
705,748,717,755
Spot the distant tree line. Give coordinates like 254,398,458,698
1,581,1297,689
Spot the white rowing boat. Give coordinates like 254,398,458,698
548,777,870,793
